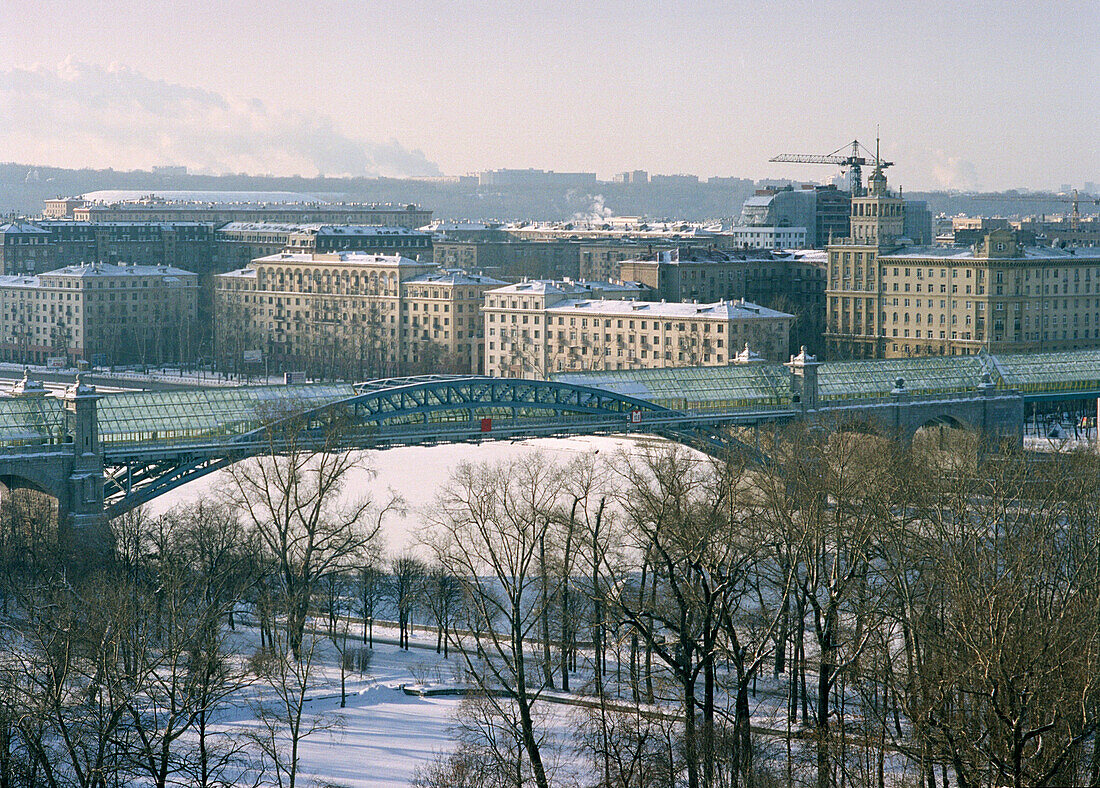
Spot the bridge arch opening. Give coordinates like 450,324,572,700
911,413,979,465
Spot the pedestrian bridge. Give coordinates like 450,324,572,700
1,348,1098,542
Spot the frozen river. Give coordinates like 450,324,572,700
146,435,667,553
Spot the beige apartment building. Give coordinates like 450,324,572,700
214,251,502,378
0,262,199,365
879,229,1100,357
482,278,791,378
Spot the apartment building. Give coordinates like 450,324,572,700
214,223,432,271
213,252,502,378
0,262,199,365
620,249,827,352
432,239,582,280
482,278,790,377
879,229,1100,357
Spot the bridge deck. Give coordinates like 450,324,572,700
555,348,1100,409
1,348,1099,451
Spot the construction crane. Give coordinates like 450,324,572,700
966,189,1100,230
770,139,893,197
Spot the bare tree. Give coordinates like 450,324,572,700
222,407,389,660
425,456,568,788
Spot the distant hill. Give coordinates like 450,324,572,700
1,162,1091,223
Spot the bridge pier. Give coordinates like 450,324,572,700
59,377,110,559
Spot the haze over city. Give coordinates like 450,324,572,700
1,0,1096,190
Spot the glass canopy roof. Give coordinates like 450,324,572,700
1,348,1099,450
96,383,356,445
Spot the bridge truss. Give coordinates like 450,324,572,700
102,376,783,517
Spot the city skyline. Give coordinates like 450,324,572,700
0,0,1096,191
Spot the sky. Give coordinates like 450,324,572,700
0,0,1095,191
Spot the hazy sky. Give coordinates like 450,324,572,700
0,0,1095,190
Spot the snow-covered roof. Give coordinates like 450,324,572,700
217,222,429,236
0,222,49,234
406,270,507,287
41,262,198,278
253,252,429,266
80,190,346,205
215,268,258,279
883,245,1100,261
35,220,211,229
546,298,793,320
487,278,646,297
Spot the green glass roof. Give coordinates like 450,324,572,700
3,348,1100,451
817,355,989,400
988,349,1100,395
554,365,790,411
96,383,356,445
0,397,67,444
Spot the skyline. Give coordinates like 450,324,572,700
0,1,1096,191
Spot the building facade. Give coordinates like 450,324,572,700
59,198,430,227
723,225,807,250
484,291,791,378
0,263,199,365
619,249,827,352
738,185,851,248
824,163,907,359
482,278,790,377
879,229,1100,357
432,239,582,280
213,252,503,379
214,223,432,271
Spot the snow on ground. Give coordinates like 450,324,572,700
206,621,582,787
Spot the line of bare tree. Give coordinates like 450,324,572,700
2,402,1100,788
414,426,1100,788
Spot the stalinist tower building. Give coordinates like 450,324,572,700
824,151,907,358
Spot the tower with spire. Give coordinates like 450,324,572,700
824,135,909,359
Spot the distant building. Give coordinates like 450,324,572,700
0,262,199,366
738,185,850,248
578,240,679,281
483,279,791,377
0,223,52,274
651,174,700,186
724,226,807,250
903,200,933,245
213,252,503,379
213,223,432,271
619,249,827,353
52,193,431,227
477,169,598,188
614,170,649,185
824,161,907,358
43,198,88,219
432,239,582,280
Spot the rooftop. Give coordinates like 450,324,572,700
487,278,646,296
406,270,507,286
546,298,793,320
0,223,50,234
40,262,198,278
883,244,1100,261
253,252,429,266
216,222,429,236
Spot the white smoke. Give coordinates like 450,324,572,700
0,59,442,178
570,192,615,224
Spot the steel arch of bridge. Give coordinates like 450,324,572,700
103,376,772,517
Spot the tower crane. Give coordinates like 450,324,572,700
770,139,893,197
